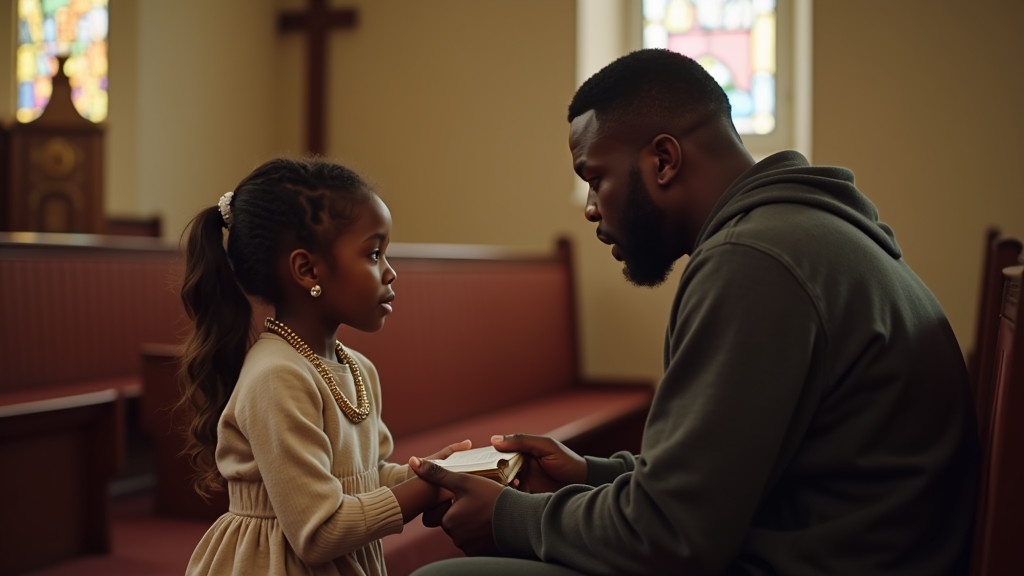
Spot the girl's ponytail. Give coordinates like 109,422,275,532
178,205,252,497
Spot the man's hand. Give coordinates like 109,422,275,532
390,440,473,523
410,456,505,556
492,434,587,493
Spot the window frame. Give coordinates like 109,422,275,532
575,0,811,164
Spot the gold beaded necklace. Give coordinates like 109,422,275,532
264,317,370,424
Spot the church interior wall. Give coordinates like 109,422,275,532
2,0,1022,384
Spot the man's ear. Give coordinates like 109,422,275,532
289,249,319,290
650,133,683,186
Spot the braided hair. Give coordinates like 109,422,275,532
178,157,373,496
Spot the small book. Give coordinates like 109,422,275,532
427,446,523,485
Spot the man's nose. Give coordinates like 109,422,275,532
585,192,600,222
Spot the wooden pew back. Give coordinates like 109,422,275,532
971,264,1024,575
0,389,121,574
0,232,186,398
337,238,580,436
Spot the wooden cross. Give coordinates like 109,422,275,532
278,0,359,155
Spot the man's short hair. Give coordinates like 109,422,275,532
568,48,732,132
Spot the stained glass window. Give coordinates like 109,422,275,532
16,0,109,123
643,0,777,136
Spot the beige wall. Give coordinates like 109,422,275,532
115,0,672,382
3,0,1021,383
813,0,1024,362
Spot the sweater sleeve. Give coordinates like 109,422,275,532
375,413,413,486
235,361,404,566
493,244,825,575
379,461,413,487
584,453,635,486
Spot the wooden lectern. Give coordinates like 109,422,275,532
0,57,105,233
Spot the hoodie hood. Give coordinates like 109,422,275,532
693,151,902,259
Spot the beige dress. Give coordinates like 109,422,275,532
186,333,412,576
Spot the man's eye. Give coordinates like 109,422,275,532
370,249,381,263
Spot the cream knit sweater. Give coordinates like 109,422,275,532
186,332,412,576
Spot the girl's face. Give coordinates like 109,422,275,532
318,193,396,333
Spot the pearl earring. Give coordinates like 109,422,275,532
310,284,322,298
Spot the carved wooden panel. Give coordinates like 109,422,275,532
1,57,104,233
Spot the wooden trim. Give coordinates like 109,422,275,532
0,231,176,253
0,389,118,418
0,231,575,263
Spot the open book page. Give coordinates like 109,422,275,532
427,446,523,485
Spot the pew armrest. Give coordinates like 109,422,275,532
0,389,122,574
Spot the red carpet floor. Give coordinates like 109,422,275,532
26,491,210,576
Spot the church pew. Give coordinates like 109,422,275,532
138,236,654,575
0,389,122,575
370,238,653,574
0,232,653,574
139,343,230,522
0,231,187,407
0,232,182,573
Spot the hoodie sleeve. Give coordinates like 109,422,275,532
493,242,825,576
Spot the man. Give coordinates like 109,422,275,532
409,48,978,575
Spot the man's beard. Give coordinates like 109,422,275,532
619,167,676,287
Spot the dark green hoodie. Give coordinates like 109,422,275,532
494,151,978,575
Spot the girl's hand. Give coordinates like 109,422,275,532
415,439,473,506
392,442,470,523
410,457,505,556
423,439,472,461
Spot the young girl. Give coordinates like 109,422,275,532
179,157,469,575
